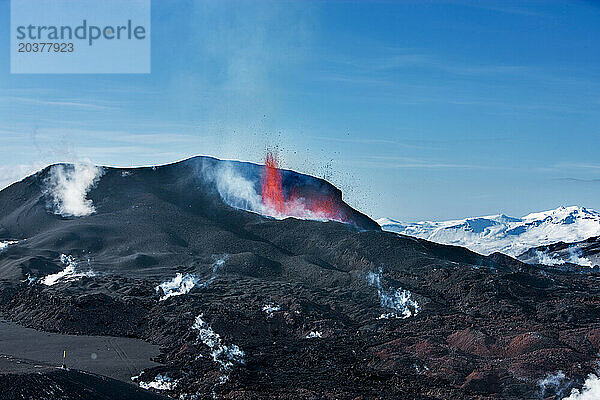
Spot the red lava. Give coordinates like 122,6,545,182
260,151,346,222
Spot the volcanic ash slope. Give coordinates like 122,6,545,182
0,157,599,400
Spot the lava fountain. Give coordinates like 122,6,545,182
261,152,285,214
260,151,347,223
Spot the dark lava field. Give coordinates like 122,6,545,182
0,156,599,399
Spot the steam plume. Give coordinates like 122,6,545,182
563,374,600,399
44,162,104,217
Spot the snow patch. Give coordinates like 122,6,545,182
44,163,104,217
138,374,178,391
563,373,600,400
42,254,95,286
367,268,420,319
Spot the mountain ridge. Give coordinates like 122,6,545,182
378,205,600,257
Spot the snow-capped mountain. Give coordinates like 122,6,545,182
378,206,600,257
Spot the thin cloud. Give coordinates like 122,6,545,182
307,135,429,149
3,96,114,111
319,47,529,79
467,4,550,17
556,163,600,170
556,178,600,183
117,133,217,144
351,156,480,170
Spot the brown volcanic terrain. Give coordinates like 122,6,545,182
0,157,599,399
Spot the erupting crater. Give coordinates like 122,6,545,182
260,152,347,223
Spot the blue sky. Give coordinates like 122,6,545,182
1,0,600,221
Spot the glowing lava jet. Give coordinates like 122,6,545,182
261,152,285,214
260,152,347,223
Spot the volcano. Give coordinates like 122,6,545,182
0,156,599,399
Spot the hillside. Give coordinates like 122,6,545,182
0,158,599,399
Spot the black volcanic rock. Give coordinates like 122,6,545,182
0,157,599,399
0,369,171,400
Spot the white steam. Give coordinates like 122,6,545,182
413,363,429,374
24,274,37,285
210,162,343,223
192,314,245,379
0,241,18,252
262,303,281,318
42,254,96,286
538,370,570,398
45,162,104,217
535,248,594,268
197,255,228,289
191,313,245,392
367,268,420,319
305,330,322,339
563,374,600,400
138,374,178,391
156,256,228,301
156,273,199,301
214,164,266,214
